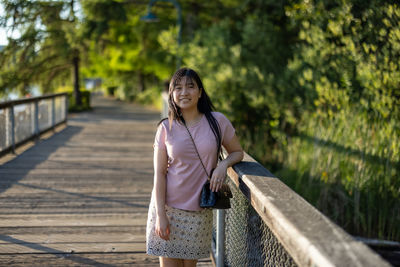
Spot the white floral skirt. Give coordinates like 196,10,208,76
146,200,213,260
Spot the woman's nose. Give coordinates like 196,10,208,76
181,86,188,94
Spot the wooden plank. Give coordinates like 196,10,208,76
0,181,152,190
1,156,153,163
0,253,160,266
0,241,146,254
0,216,147,227
0,169,153,176
0,186,151,194
0,159,153,169
0,253,160,267
0,233,146,244
0,225,147,235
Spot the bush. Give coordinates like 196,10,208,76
56,85,91,112
135,86,163,111
67,90,91,112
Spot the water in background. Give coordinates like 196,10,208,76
0,86,41,102
0,92,18,101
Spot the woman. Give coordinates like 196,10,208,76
146,68,244,267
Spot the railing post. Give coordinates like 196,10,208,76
9,105,16,153
51,97,56,127
34,100,39,138
64,95,68,121
216,209,226,267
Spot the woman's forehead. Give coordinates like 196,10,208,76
175,76,195,86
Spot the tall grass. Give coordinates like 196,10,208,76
248,107,400,241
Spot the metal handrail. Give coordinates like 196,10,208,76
0,93,67,109
0,93,68,156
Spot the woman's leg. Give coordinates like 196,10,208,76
183,259,198,267
160,257,184,267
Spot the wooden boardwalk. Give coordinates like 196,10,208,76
0,95,213,266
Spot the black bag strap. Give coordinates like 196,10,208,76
183,122,211,181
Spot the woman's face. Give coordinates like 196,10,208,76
172,76,202,111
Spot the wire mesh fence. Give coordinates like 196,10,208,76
0,93,68,154
213,179,297,267
14,103,34,144
0,108,10,150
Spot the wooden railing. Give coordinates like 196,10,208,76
0,93,68,156
217,151,391,266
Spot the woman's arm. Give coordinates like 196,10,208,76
210,134,244,192
153,147,170,240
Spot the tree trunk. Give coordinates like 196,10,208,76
138,71,145,92
73,55,82,106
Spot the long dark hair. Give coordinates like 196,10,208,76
165,67,222,154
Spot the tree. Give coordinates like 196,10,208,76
0,0,84,105
80,0,177,99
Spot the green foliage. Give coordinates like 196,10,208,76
180,0,400,241
269,1,400,240
67,89,91,112
135,85,163,111
0,0,86,105
275,108,399,240
284,0,400,121
58,86,91,112
80,0,176,97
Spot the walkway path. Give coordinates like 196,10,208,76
0,95,212,266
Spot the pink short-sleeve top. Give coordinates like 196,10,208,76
154,112,236,211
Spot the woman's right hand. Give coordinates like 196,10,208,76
155,213,170,240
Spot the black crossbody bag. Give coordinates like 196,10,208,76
183,122,233,209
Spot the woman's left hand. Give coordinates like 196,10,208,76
210,162,228,192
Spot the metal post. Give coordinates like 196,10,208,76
51,97,56,127
9,106,15,153
5,108,9,148
216,209,226,267
64,95,68,121
34,100,39,138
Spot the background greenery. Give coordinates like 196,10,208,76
1,0,399,241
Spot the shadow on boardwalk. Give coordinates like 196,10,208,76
0,95,212,266
0,126,83,195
